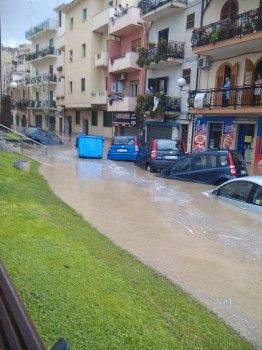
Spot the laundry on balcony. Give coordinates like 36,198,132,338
107,95,124,105
194,93,206,109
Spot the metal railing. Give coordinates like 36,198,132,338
138,0,187,15
191,7,262,48
136,94,181,114
26,47,56,61
25,18,57,40
0,123,48,156
137,40,184,67
188,85,262,109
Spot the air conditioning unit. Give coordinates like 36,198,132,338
111,82,123,93
198,56,211,70
117,72,127,81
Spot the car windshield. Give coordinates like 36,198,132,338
113,136,135,145
231,151,244,165
157,140,182,151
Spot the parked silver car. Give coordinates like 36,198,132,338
205,176,262,215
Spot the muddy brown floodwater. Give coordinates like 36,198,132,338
35,144,262,349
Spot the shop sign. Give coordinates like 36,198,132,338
113,113,137,126
193,119,207,151
222,121,235,149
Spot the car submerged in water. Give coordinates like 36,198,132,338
21,127,63,145
160,149,248,185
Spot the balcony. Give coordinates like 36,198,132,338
188,85,262,115
92,7,114,33
137,40,184,68
109,7,143,36
109,52,140,73
25,18,57,40
107,96,137,112
95,52,108,68
138,0,187,21
26,100,56,109
136,94,181,116
90,92,107,105
26,47,56,62
191,8,262,58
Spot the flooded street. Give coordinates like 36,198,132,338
36,144,262,348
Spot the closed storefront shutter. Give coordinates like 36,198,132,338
121,126,140,136
147,124,173,142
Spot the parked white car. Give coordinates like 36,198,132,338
205,176,262,215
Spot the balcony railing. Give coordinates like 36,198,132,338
26,47,56,61
137,40,184,67
26,100,56,108
25,18,57,40
188,85,262,109
136,94,181,116
191,7,262,48
138,0,187,15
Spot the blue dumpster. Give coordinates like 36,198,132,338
77,135,104,159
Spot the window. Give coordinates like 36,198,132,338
69,49,73,62
36,44,39,54
158,28,169,42
82,44,86,58
252,186,262,206
148,77,168,94
36,91,39,101
76,111,80,125
49,38,54,48
103,112,112,127
59,11,62,27
108,0,113,6
92,110,98,126
69,81,73,93
49,90,53,103
81,78,85,92
171,157,191,174
129,81,139,97
182,68,191,85
220,0,239,20
186,13,195,30
218,181,253,202
131,38,141,52
70,17,73,30
191,155,217,171
82,8,87,21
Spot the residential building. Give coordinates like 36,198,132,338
137,0,202,151
107,1,146,136
62,0,115,137
189,0,262,166
25,17,60,132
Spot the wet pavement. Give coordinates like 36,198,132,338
32,144,261,348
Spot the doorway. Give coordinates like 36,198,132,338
49,116,56,131
237,124,255,162
208,122,223,149
35,115,42,128
65,116,72,135
59,118,63,134
84,119,89,135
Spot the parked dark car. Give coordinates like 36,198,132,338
204,176,262,215
135,139,185,172
107,136,139,161
22,127,63,145
160,149,248,185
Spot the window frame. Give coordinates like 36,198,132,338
170,157,192,174
75,111,80,125
81,43,86,58
70,17,73,30
81,78,85,92
182,68,191,85
82,8,87,22
103,111,112,128
186,13,195,30
217,180,254,203
92,110,98,126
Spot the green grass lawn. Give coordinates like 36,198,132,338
0,152,254,350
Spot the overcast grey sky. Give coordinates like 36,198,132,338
1,0,65,47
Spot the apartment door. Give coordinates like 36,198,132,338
35,115,42,128
84,119,89,135
208,122,223,149
237,124,255,162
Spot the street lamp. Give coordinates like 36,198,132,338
177,77,187,91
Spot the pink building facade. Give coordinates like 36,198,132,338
107,7,146,135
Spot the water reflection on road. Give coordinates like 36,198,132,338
37,145,262,348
